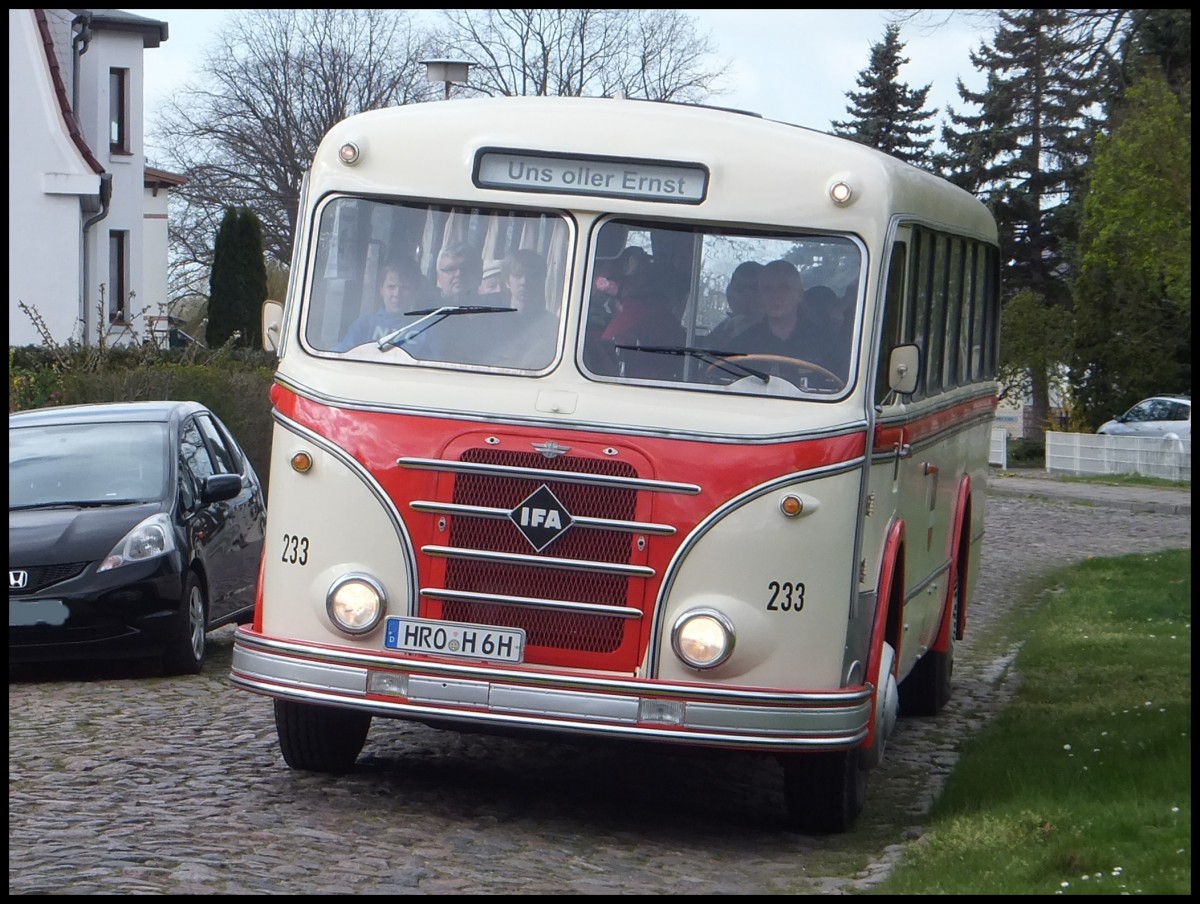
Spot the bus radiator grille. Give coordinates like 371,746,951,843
442,448,642,655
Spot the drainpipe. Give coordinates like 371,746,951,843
82,174,114,342
70,13,93,121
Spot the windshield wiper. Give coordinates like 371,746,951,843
613,344,770,383
377,305,515,352
10,499,143,511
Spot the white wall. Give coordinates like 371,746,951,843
143,185,171,315
8,9,99,347
76,26,150,342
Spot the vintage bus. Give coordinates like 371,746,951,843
231,95,1001,833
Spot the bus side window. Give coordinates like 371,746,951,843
875,242,907,406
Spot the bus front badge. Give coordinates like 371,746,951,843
509,484,575,552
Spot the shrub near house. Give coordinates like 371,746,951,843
7,346,277,497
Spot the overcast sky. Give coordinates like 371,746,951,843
123,8,991,157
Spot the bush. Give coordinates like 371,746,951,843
9,345,277,495
1007,437,1045,467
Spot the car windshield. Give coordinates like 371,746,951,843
9,421,168,509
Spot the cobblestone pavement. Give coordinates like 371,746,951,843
9,482,1190,895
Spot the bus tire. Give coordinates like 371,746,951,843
274,699,371,773
899,568,960,717
781,748,868,834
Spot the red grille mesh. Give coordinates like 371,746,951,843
442,449,640,653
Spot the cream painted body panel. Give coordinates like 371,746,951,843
654,469,861,687
260,420,416,644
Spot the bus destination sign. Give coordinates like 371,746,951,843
475,150,707,204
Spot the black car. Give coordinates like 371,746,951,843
9,401,266,674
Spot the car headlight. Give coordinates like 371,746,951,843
98,513,176,572
327,574,386,635
671,608,735,670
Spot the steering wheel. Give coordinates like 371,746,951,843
706,354,845,390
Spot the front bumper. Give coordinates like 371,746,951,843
231,627,872,752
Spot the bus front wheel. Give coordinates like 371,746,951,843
781,748,869,834
274,699,371,773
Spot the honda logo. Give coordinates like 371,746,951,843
9,570,29,591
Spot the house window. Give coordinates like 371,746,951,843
109,68,129,154
109,231,128,323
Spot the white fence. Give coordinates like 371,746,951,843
989,427,1008,469
989,428,1191,480
1045,431,1191,481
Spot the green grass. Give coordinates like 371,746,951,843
863,549,1191,895
1061,472,1190,491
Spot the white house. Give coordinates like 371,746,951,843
8,8,180,348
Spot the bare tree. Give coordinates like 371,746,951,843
154,9,438,299
436,8,729,102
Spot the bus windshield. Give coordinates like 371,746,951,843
302,194,862,396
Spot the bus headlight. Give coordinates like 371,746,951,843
326,574,386,635
671,608,735,670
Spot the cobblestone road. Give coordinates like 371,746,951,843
9,485,1190,894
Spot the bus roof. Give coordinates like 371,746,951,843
313,95,997,243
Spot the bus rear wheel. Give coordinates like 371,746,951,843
781,748,869,834
274,699,371,773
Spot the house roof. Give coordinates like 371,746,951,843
70,9,169,47
34,9,103,174
145,166,187,190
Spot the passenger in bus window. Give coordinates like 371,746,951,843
488,249,558,368
799,284,854,376
600,256,685,379
336,259,431,351
704,260,764,349
478,259,504,296
436,242,484,305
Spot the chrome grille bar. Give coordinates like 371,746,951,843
410,500,675,535
422,545,654,576
398,457,700,495
420,588,642,618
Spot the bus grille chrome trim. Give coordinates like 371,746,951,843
399,456,699,494
420,588,643,619
410,446,678,662
410,500,675,535
422,545,654,576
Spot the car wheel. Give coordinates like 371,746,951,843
163,572,207,676
899,567,960,717
274,699,371,773
781,747,869,834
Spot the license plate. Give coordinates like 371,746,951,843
384,616,525,663
10,599,69,627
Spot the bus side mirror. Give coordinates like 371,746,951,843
262,299,284,354
887,344,920,396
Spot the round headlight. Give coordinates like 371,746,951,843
327,574,386,635
671,609,735,670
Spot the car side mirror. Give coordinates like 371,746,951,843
262,299,284,354
201,473,242,504
887,344,920,396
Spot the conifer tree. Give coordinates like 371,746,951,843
831,24,938,170
939,9,1098,435
235,207,268,349
205,207,240,347
206,206,268,347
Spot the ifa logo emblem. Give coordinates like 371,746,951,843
508,484,575,552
